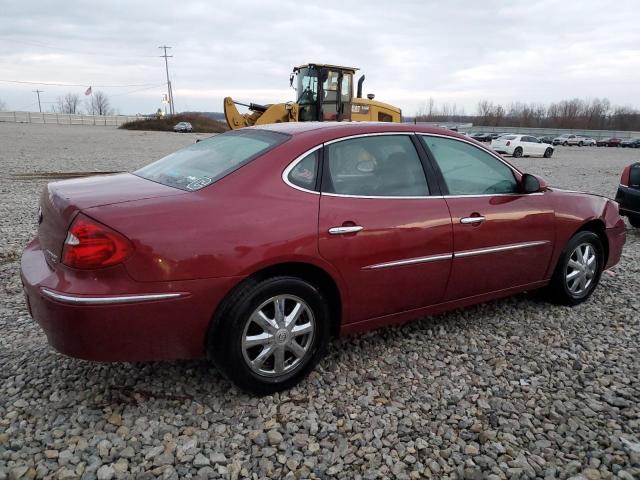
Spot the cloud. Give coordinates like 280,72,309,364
1,0,639,115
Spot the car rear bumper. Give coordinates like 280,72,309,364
616,185,640,218
20,238,241,362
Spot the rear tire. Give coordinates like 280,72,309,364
563,141,568,146
513,147,523,158
545,231,603,306
578,141,583,147
208,276,330,395
544,148,553,158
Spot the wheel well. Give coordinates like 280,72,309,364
241,262,342,337
577,220,609,264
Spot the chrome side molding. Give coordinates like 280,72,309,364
41,288,185,305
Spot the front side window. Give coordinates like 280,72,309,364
325,135,429,197
136,130,288,191
420,136,518,195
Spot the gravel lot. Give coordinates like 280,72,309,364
1,123,638,480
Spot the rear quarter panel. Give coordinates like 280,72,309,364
545,189,624,276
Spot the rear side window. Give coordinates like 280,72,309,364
287,150,319,190
324,135,429,197
136,130,288,191
420,136,517,195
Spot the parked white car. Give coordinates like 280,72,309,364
552,134,594,146
581,137,597,146
491,134,554,158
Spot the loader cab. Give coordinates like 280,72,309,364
292,64,355,122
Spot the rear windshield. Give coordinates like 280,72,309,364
135,129,288,191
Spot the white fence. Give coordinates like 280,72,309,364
0,111,145,127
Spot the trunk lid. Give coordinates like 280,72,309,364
37,173,185,268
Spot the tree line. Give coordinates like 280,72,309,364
415,97,640,131
51,91,114,116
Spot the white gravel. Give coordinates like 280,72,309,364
1,123,639,479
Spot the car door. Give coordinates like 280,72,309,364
418,134,555,301
525,136,545,156
317,133,453,324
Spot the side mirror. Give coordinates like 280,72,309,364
521,173,546,193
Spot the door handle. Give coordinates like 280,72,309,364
329,225,363,235
460,216,485,225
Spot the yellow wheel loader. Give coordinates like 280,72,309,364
224,64,402,129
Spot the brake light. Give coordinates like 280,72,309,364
506,141,511,146
62,214,133,269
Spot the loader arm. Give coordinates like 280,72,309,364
224,97,299,130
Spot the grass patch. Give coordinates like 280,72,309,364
119,113,228,133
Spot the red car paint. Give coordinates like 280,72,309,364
21,122,626,361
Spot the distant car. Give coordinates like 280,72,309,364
552,134,591,146
615,163,640,227
597,138,623,147
492,134,554,158
539,136,555,144
470,133,492,142
621,138,640,148
173,122,193,133
581,137,597,146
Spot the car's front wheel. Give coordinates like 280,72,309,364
544,148,553,158
578,141,583,146
563,141,568,146
513,147,523,158
209,276,330,395
545,231,603,306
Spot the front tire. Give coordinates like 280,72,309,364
545,231,603,306
544,148,553,158
209,276,330,395
513,147,523,158
563,141,569,146
578,141,583,147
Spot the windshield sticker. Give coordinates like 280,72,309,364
186,176,213,191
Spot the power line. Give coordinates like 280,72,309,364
32,90,44,112
159,45,175,115
0,79,159,88
6,38,158,58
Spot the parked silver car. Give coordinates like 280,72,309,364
173,122,193,133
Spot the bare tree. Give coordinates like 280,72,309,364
86,91,113,116
55,93,82,114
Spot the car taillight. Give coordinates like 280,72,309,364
506,141,511,146
62,214,133,269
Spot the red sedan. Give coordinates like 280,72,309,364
21,123,626,394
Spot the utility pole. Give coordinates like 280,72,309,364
33,90,44,113
158,45,175,115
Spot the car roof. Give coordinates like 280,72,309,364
251,121,472,141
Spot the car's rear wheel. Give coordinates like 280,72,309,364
578,141,583,146
545,231,603,306
563,141,568,146
513,147,523,158
209,276,330,395
544,148,553,158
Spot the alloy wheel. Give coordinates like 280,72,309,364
565,243,598,296
241,295,315,377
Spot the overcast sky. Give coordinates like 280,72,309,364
1,0,639,116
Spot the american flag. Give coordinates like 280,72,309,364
84,86,92,96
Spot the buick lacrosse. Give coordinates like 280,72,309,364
21,123,626,393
